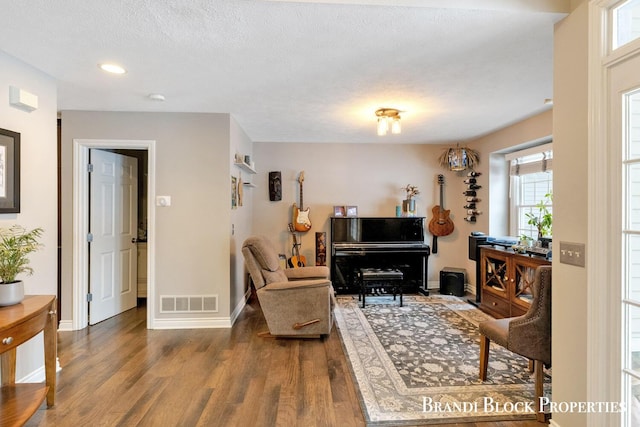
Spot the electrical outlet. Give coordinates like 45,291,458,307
559,241,586,267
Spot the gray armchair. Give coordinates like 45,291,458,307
242,235,335,337
478,265,552,422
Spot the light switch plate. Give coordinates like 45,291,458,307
559,241,586,267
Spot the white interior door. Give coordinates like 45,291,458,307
89,149,138,325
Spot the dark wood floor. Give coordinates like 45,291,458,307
27,296,546,426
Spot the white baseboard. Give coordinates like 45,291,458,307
549,419,561,427
151,317,233,329
57,319,74,331
229,289,251,326
18,358,62,383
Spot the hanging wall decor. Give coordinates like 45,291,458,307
439,144,479,171
463,171,482,222
0,128,20,213
269,171,282,201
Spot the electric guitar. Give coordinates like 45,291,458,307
428,174,454,254
292,171,312,232
287,223,306,268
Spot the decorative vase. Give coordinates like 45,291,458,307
402,199,416,216
0,281,24,306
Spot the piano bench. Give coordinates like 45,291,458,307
358,268,404,308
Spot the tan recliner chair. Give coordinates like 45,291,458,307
242,235,335,337
478,265,552,422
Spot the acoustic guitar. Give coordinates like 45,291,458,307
287,223,306,268
428,174,454,254
292,171,312,232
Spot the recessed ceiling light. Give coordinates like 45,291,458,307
148,93,165,101
99,63,126,74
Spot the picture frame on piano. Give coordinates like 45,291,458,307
346,206,358,217
333,206,346,217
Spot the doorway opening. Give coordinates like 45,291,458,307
72,139,156,330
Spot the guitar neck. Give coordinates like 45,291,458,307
292,233,300,257
299,182,304,210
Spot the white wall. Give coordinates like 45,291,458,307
60,111,233,324
0,50,58,380
552,3,589,426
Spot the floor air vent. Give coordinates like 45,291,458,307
160,295,218,313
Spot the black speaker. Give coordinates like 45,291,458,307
439,267,466,297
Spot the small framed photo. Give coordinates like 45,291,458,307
346,206,358,217
333,206,346,217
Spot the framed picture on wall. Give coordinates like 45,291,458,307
0,128,20,213
346,206,358,217
231,175,237,209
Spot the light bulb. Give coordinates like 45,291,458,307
377,117,389,136
391,117,401,134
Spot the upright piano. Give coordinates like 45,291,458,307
330,216,430,294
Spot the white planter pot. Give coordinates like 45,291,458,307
0,280,24,306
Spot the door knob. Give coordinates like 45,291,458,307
131,237,138,244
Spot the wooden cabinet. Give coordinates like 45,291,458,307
479,247,551,318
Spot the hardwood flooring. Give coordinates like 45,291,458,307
26,297,546,427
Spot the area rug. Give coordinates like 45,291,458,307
334,294,551,425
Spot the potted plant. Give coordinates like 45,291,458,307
401,184,420,216
525,193,553,241
0,225,43,306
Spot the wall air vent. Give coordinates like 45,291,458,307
160,295,218,313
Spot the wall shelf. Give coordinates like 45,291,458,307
234,161,256,174
243,182,256,188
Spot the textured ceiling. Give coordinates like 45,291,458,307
0,1,567,144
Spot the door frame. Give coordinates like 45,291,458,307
72,139,156,330
588,1,640,425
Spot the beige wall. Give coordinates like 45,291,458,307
0,51,58,380
230,116,254,313
253,142,450,282
60,111,234,323
253,135,538,288
551,3,589,426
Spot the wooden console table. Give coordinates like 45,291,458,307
479,247,551,318
0,295,57,426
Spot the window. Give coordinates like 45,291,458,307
622,88,640,427
507,144,553,240
614,0,640,50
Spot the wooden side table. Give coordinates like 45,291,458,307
0,295,57,426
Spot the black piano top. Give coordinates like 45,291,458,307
331,216,426,245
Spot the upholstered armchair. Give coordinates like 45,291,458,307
478,265,552,422
242,235,335,337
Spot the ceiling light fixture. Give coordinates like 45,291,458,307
375,108,402,136
99,63,126,74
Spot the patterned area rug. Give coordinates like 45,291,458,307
334,294,551,425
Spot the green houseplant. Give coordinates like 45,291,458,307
525,193,553,240
0,225,43,306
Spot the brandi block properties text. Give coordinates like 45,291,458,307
422,397,626,414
